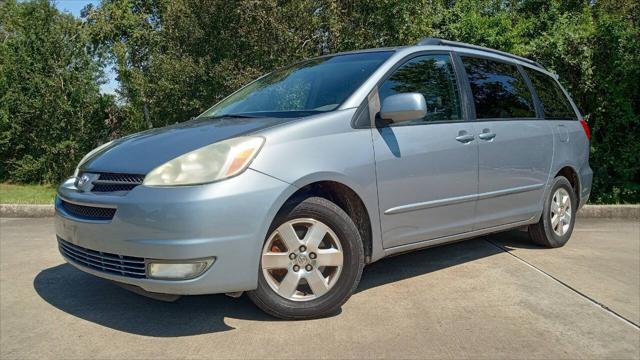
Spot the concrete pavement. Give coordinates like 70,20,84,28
489,219,640,326
1,217,638,359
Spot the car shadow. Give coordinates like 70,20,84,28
33,265,275,337
356,237,505,293
34,230,527,337
482,228,547,251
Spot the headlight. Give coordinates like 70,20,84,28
143,136,264,186
73,140,114,177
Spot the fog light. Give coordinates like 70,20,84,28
147,258,215,280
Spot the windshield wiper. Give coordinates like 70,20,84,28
208,113,264,119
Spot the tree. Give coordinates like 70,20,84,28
85,0,328,126
2,0,638,202
0,0,114,182
83,0,163,129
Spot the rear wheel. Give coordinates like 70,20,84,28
248,196,364,319
528,176,577,248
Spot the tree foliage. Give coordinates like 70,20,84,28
1,0,638,202
0,0,117,183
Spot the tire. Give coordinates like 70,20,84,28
528,176,577,248
247,196,364,319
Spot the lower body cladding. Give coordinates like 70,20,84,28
54,169,293,295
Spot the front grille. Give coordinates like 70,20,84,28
58,238,147,279
96,173,145,183
60,199,116,220
90,172,145,193
92,183,138,192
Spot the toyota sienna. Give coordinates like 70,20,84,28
55,38,592,319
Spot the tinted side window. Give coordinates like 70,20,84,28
462,57,535,119
378,54,461,124
526,69,576,120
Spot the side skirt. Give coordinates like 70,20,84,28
382,217,536,258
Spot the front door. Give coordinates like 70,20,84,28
372,53,479,249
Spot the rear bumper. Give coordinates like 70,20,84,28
578,164,593,209
55,169,294,295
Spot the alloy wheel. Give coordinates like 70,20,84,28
550,188,572,236
261,218,344,301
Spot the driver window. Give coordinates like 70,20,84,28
378,54,462,125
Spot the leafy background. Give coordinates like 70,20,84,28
1,0,638,203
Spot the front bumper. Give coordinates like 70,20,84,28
55,169,294,295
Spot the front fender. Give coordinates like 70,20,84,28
249,111,385,262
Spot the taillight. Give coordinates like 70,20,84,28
579,118,591,141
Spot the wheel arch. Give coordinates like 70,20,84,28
277,176,375,264
554,165,581,204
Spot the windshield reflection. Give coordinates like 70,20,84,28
200,51,393,119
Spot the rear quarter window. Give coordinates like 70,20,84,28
526,69,577,120
461,56,536,119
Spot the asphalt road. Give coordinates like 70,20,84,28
1,217,638,359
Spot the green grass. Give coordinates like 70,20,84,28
0,183,57,204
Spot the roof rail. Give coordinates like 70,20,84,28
416,37,545,69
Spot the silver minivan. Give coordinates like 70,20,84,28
55,38,592,319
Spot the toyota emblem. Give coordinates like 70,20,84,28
75,174,93,192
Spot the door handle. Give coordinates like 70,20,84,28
478,129,496,141
455,133,475,143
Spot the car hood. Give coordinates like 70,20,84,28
81,116,296,174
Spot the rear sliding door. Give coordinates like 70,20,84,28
458,55,553,229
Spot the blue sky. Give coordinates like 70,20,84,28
54,0,97,16
54,0,119,95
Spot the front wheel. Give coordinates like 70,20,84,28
528,176,577,248
248,196,364,319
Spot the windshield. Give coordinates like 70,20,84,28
200,51,393,119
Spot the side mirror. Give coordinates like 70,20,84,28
379,93,427,124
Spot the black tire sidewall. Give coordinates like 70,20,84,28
541,177,577,247
249,196,364,319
